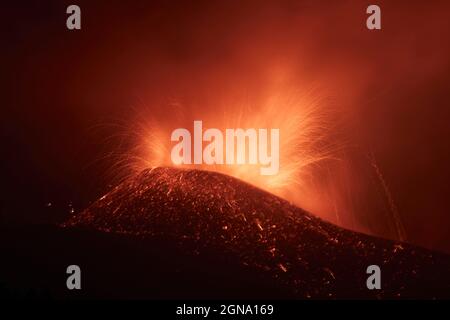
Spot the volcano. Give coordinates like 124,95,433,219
56,167,450,299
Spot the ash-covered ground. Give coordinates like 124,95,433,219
55,167,450,299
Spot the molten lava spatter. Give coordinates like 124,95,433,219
64,167,450,298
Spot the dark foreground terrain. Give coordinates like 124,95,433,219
1,167,450,299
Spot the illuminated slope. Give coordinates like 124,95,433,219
63,167,450,298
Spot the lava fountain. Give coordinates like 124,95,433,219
116,87,341,218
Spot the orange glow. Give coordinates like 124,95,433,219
120,82,341,218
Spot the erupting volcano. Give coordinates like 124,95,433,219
3,0,450,304
61,167,450,299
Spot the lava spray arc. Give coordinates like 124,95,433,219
115,86,342,218
108,83,405,242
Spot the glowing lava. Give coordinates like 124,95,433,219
170,120,280,175
120,87,339,214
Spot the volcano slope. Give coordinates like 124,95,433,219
62,167,450,299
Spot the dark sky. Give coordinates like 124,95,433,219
2,0,450,252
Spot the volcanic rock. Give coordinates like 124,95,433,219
62,167,450,299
